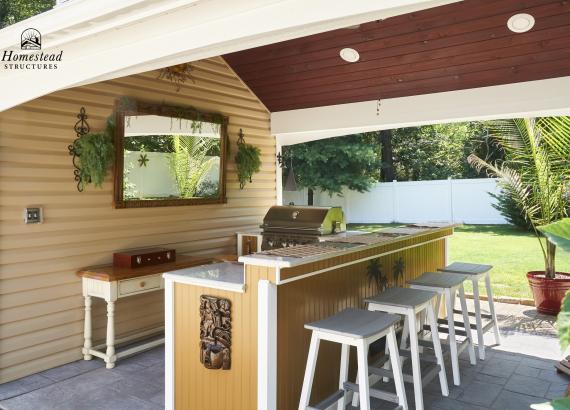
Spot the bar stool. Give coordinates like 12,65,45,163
354,288,449,410
439,262,501,360
408,272,476,386
299,308,408,410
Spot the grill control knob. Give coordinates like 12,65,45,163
267,240,274,247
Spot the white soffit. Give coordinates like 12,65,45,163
272,76,570,146
0,0,461,112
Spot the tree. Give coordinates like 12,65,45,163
379,129,395,182
282,134,380,205
0,0,55,28
391,122,491,181
468,117,570,279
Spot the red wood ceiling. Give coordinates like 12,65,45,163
224,0,570,112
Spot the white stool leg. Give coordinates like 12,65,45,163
382,335,391,383
427,304,448,397
400,314,409,350
299,333,320,410
485,273,501,345
445,288,461,386
83,296,92,360
105,300,116,369
407,311,423,410
356,339,371,410
458,284,476,365
387,327,408,410
338,344,350,410
472,278,485,360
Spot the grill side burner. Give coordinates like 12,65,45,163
260,206,346,250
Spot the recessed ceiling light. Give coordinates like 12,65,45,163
340,48,360,63
507,13,535,33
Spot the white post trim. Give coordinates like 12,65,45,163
276,140,283,206
164,279,175,410
258,280,278,409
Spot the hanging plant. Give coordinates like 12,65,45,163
75,118,115,189
235,143,261,189
157,63,195,92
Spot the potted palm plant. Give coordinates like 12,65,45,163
468,117,570,315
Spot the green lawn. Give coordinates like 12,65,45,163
348,223,570,299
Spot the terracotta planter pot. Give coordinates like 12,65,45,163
527,271,570,315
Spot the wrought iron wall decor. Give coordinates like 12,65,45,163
199,295,231,370
68,107,90,192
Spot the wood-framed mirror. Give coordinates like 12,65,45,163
113,99,228,208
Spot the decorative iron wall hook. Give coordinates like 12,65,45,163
68,107,90,192
236,128,245,145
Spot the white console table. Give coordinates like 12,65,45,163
77,254,234,368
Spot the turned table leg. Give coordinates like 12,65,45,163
105,300,116,369
83,296,92,360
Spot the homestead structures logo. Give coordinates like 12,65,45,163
21,28,41,50
2,28,63,70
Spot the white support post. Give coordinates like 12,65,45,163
258,280,277,410
165,279,175,410
276,141,283,206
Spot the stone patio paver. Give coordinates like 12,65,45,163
0,301,567,410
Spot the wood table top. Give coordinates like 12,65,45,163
77,254,238,282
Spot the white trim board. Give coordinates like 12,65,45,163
272,76,570,146
257,280,277,409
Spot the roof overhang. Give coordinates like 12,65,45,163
0,0,460,112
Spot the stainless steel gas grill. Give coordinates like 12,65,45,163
260,206,346,250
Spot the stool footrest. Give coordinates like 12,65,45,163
418,338,450,357
424,323,468,337
435,318,477,330
306,389,345,410
453,308,492,320
343,382,399,404
369,362,442,387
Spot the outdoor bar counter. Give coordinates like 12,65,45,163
163,223,454,410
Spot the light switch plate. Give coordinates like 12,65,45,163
25,207,43,224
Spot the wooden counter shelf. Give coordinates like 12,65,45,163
77,253,237,369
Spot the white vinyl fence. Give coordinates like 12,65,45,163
282,178,507,225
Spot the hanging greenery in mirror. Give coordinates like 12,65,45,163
68,107,115,192
235,129,262,189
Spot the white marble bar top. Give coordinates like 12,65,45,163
163,262,245,293
238,223,457,269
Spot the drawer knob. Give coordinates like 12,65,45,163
140,281,146,288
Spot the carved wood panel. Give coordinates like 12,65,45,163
199,295,231,370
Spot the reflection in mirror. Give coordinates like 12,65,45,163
122,115,221,201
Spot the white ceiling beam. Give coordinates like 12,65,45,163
272,77,570,146
0,0,461,112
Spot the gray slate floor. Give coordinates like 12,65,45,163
0,301,567,410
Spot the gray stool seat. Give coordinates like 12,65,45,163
440,262,492,275
365,287,436,309
305,308,399,339
408,271,468,288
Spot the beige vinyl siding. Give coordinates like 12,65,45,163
0,57,275,383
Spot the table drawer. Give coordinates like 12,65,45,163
118,274,162,296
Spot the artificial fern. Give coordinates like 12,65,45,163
76,132,114,188
235,143,261,189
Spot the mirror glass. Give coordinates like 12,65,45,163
121,115,223,202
